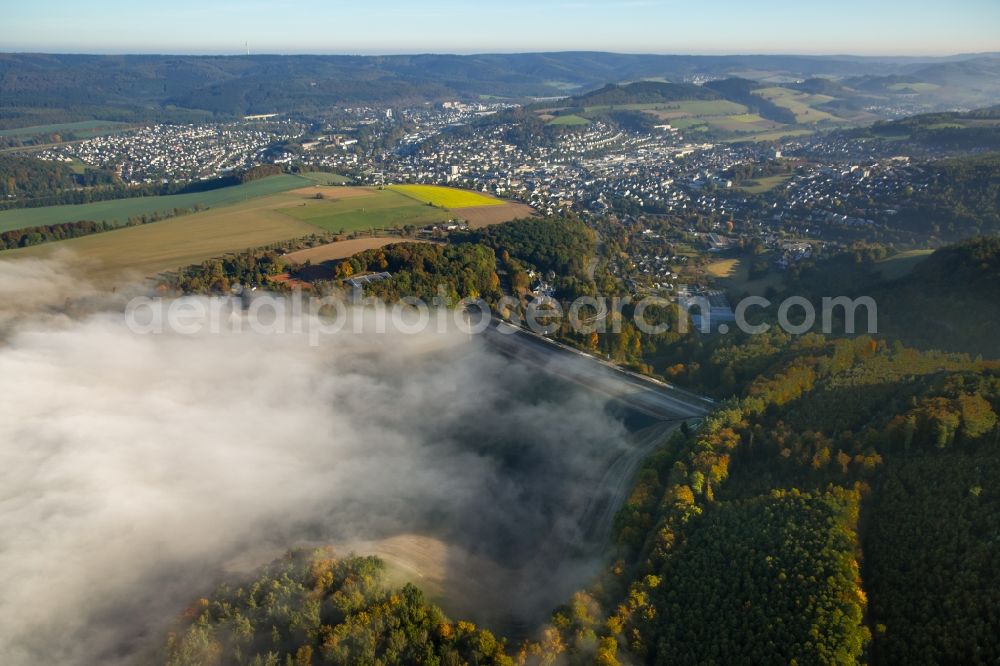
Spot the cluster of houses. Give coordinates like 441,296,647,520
31,121,302,184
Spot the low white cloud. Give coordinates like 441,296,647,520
0,262,630,664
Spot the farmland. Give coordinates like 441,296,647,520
283,237,432,265
0,174,311,233
388,184,504,208
2,193,320,283
542,95,820,140
638,99,749,119
451,202,537,229
754,87,839,124
0,181,531,282
282,187,454,232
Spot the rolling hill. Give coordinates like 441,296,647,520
3,52,1000,128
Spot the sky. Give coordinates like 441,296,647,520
1,0,998,56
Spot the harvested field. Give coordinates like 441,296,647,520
283,237,431,264
286,185,373,199
452,202,537,228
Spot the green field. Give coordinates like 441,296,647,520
737,174,793,194
548,114,591,126
0,120,130,137
281,188,453,232
0,175,311,233
388,184,503,208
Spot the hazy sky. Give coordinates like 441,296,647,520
1,0,998,55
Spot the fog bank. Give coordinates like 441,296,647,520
0,265,632,664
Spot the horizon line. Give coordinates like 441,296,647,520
1,48,998,59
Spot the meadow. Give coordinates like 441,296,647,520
387,184,503,208
0,175,311,233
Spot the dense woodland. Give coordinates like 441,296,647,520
334,242,502,304
165,549,514,666
168,249,290,294
884,153,1000,240
589,334,1000,665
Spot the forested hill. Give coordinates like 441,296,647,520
788,235,1000,358
166,331,1000,664
581,333,1000,665
3,51,1000,127
568,81,720,106
858,106,1000,150
872,236,1000,357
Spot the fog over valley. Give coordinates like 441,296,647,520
0,260,636,665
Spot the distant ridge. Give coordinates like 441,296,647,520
2,52,999,128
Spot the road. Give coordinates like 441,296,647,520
483,319,713,421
